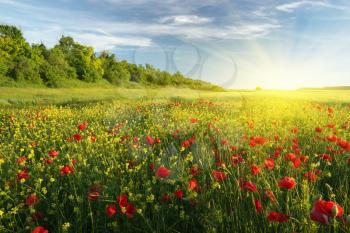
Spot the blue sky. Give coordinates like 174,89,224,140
1,0,350,89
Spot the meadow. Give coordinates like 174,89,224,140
0,88,349,233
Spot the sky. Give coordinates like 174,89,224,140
1,0,350,89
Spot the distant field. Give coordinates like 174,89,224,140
1,87,350,106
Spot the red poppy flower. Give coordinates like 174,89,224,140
88,191,100,201
26,194,39,206
73,134,82,141
285,153,296,161
212,170,227,182
125,203,136,218
231,155,244,167
106,204,117,218
278,177,296,189
321,154,332,162
156,166,170,179
188,179,198,191
17,170,30,181
303,171,317,182
32,226,48,233
162,193,171,202
90,136,97,142
78,121,88,130
291,128,298,134
268,211,289,223
149,163,154,171
182,140,191,148
45,158,54,165
146,135,155,145
117,194,128,208
190,118,198,123
254,199,263,213
311,199,344,225
174,189,184,199
251,165,260,175
48,150,59,158
16,156,27,164
264,158,275,170
190,166,199,177
315,127,323,133
60,165,74,175
292,157,301,168
239,179,258,193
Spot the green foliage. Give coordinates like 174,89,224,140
0,24,223,91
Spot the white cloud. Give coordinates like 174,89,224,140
159,15,213,25
276,1,328,13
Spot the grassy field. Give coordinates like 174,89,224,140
0,88,349,232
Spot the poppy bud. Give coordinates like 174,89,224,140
331,205,339,218
312,194,322,203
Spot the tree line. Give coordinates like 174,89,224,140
0,25,223,91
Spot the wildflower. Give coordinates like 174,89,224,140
78,121,88,130
106,204,117,218
117,194,128,208
251,165,260,175
239,179,258,193
88,191,100,201
188,179,198,191
60,165,74,175
162,193,171,203
125,203,136,218
146,136,155,145
16,156,27,164
149,163,154,171
231,154,244,167
268,211,289,223
254,199,263,213
278,177,296,189
32,226,48,233
212,170,227,182
174,190,184,199
26,194,39,206
190,166,199,177
310,199,343,225
264,158,275,170
73,134,82,141
48,150,59,158
156,166,170,179
315,127,323,133
17,170,30,181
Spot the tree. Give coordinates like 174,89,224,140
56,36,103,82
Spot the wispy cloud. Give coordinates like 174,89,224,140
158,15,213,25
276,1,328,13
